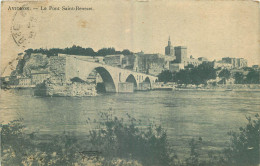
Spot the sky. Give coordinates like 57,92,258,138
1,0,259,75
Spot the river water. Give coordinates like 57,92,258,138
0,89,259,156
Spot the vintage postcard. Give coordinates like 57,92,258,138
0,0,259,166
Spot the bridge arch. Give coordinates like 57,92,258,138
125,74,137,90
144,77,152,89
90,66,116,93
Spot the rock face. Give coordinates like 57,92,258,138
23,53,49,76
11,53,49,77
48,56,66,85
35,81,97,97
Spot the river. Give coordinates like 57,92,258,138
0,89,259,157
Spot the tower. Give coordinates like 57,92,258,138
168,36,171,46
165,36,174,56
174,46,187,63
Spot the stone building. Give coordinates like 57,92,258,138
133,52,166,76
236,58,248,68
103,54,136,69
171,46,202,68
68,54,102,63
184,55,202,67
174,46,187,63
31,72,50,85
198,57,208,62
252,65,259,70
18,77,32,86
164,55,175,70
165,36,174,56
222,57,247,68
163,37,249,71
208,60,233,69
169,63,184,72
123,54,136,69
5,73,48,87
103,54,125,67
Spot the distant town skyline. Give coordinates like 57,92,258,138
1,0,259,74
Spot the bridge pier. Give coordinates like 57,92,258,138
104,83,117,93
117,82,151,93
118,82,134,93
138,82,151,91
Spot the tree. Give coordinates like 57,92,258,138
158,70,173,83
242,67,254,72
223,114,260,166
185,64,195,69
218,69,231,79
97,47,116,56
245,70,259,84
234,72,244,84
174,63,216,85
24,46,132,58
122,49,133,55
197,63,217,80
175,69,192,84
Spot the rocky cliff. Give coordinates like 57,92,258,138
11,53,49,77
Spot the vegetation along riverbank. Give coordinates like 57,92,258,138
1,111,259,166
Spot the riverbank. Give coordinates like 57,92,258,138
153,82,260,91
178,84,260,92
2,82,260,94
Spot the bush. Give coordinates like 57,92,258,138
222,114,260,166
1,113,259,166
89,112,177,166
185,137,203,166
1,119,81,166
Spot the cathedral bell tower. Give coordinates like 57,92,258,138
165,36,174,56
168,36,171,46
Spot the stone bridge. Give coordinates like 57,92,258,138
49,54,158,93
